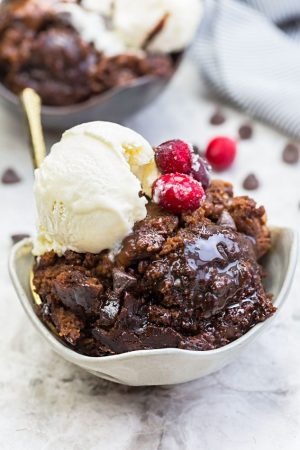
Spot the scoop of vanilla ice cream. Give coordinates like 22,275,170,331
81,0,113,16
54,0,201,56
33,122,158,256
113,0,202,53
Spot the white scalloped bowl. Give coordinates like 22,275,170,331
9,227,298,386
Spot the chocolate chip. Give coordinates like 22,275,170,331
11,234,30,244
282,143,299,164
238,123,253,140
217,211,237,230
210,108,226,126
113,269,137,294
243,173,260,190
192,145,204,157
1,168,21,184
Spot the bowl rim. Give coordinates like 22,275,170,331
0,76,160,116
9,226,298,364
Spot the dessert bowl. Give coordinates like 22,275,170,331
9,227,298,386
0,71,179,131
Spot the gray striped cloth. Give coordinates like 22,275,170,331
194,0,300,138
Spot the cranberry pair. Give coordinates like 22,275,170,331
152,138,237,214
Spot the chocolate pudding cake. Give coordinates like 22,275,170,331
33,178,275,356
0,0,201,106
30,124,275,356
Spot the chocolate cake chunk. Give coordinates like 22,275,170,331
50,305,83,345
116,204,179,267
33,180,275,356
53,270,103,316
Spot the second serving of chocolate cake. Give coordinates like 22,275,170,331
0,0,200,106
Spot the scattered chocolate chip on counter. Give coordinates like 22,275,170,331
209,108,226,126
11,234,30,244
243,173,260,190
1,168,21,184
282,142,299,164
238,123,253,140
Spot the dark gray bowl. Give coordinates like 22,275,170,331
0,55,182,130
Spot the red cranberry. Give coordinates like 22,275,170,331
191,154,211,190
205,137,237,171
154,140,192,174
152,173,205,214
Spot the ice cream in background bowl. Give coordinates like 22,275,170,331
56,0,202,55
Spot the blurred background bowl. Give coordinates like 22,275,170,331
0,54,183,131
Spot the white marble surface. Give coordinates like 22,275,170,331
0,57,300,450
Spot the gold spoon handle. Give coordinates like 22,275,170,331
20,88,46,169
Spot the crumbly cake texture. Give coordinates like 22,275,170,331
33,180,276,356
0,0,174,106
